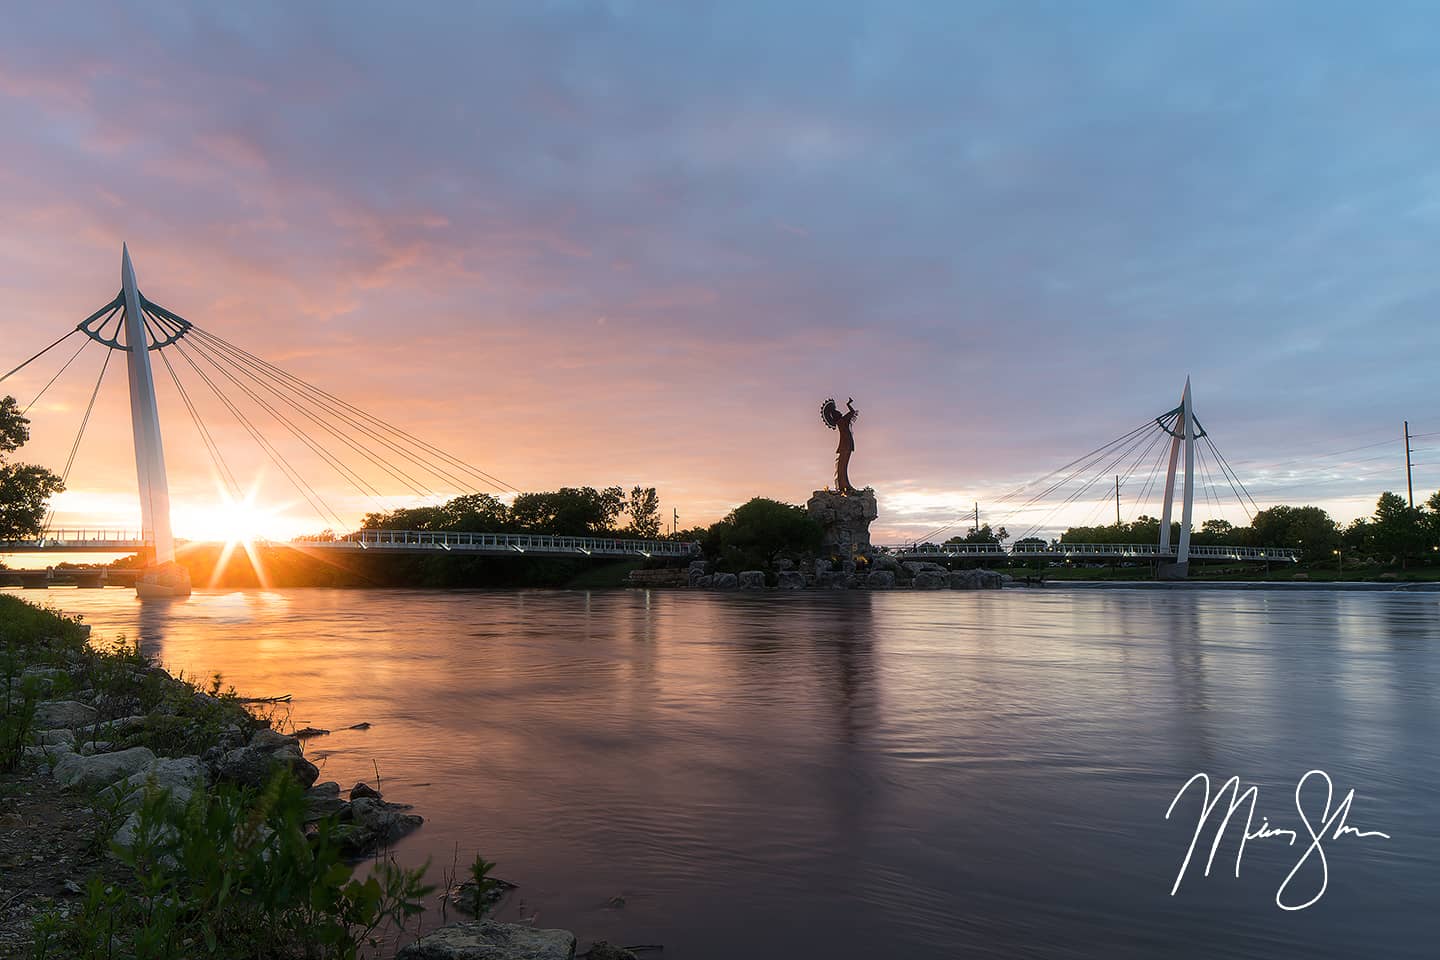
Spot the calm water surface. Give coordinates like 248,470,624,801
13,586,1440,958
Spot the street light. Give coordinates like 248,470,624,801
1333,548,1342,574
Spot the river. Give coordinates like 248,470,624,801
11,586,1439,958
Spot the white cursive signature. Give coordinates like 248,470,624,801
1165,769,1390,910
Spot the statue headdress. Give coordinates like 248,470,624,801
820,398,841,429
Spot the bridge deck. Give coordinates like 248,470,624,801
888,542,1299,562
0,529,700,559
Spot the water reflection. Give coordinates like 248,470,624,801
11,586,1440,959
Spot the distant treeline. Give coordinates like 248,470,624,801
1056,490,1440,565
356,487,666,539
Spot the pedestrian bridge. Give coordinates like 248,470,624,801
0,528,700,559
888,542,1299,562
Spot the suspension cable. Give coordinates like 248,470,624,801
0,329,81,386
157,345,242,501
40,349,112,536
22,337,91,414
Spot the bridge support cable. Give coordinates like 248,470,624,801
156,347,243,502
0,328,82,387
21,336,92,414
168,328,385,501
180,326,479,499
185,325,520,494
1011,421,1168,543
167,324,435,499
910,420,1161,544
167,338,345,530
39,349,112,536
1202,435,1260,519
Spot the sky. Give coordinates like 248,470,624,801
2,0,1439,546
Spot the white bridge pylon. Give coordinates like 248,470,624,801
1157,376,1201,576
120,245,177,568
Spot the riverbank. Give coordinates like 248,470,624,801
0,595,438,958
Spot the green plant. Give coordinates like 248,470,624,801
466,854,502,920
38,772,433,960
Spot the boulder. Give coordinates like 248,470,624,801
948,570,980,590
337,796,423,854
54,746,156,791
77,715,148,739
112,756,208,811
33,700,97,729
396,920,575,960
250,729,300,751
737,571,766,591
449,876,518,916
913,570,948,589
865,570,895,589
33,728,75,747
974,569,1004,589
693,575,713,589
350,781,383,801
903,561,947,577
710,573,739,591
214,741,319,790
304,781,350,822
775,571,806,590
686,560,709,587
586,944,639,960
870,553,900,572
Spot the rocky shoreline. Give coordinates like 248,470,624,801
0,596,636,959
678,556,1011,592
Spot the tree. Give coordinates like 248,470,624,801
0,396,65,540
1246,504,1338,557
627,486,661,538
948,524,1008,545
709,497,822,568
508,486,626,536
1372,491,1425,568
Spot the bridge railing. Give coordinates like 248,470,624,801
885,542,1300,562
297,529,701,557
0,529,151,546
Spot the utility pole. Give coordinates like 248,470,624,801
672,507,679,537
1405,420,1414,508
974,502,980,536
1115,475,1121,527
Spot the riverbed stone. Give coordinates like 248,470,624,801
866,570,895,589
33,728,75,747
336,796,423,854
396,920,576,960
903,561,947,577
214,741,319,790
948,570,980,590
350,781,383,800
54,746,156,791
33,700,97,729
737,570,766,590
710,572,738,590
449,876,519,916
775,570,805,590
913,570,948,589
112,756,208,811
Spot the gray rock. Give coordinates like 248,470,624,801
913,570,948,589
336,796,423,854
33,728,75,747
693,575,713,589
310,780,341,798
111,809,179,856
112,756,208,811
77,715,148,739
449,876,518,916
737,570,766,591
947,570,980,590
865,570,895,589
710,572,739,591
870,553,901,572
33,700,97,729
250,729,299,751
974,569,1004,589
903,561,947,576
214,742,319,789
350,781,383,801
774,559,795,571
23,742,72,763
396,920,575,960
586,943,638,960
775,570,806,590
54,746,156,791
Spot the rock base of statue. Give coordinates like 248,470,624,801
806,488,878,557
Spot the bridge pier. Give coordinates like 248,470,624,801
1157,560,1189,581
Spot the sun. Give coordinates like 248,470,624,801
176,481,287,589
